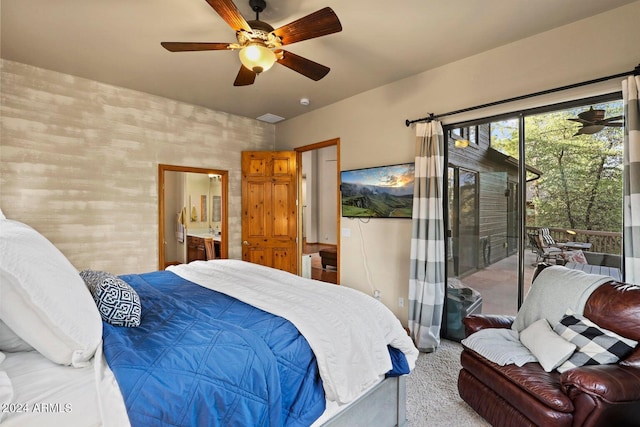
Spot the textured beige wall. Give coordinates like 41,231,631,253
275,2,640,324
0,60,275,274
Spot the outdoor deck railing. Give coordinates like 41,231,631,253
525,226,622,254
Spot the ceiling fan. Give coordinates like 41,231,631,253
567,106,624,136
161,0,342,86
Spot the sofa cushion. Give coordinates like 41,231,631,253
520,319,576,372
554,312,638,373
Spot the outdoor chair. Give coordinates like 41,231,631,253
538,227,558,247
528,232,563,264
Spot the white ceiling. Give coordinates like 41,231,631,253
1,0,636,122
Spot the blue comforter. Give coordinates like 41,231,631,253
102,271,325,427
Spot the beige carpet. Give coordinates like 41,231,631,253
406,340,490,427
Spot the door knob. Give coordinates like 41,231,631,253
243,240,250,246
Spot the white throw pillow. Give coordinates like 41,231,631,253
0,320,35,353
0,220,102,366
520,318,576,372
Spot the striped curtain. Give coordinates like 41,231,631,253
623,74,640,283
408,121,445,352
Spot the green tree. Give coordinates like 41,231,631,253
495,102,623,233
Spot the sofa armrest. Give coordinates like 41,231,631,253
561,364,640,402
462,314,515,337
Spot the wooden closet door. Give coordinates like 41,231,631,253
241,151,297,274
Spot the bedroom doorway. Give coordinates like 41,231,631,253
295,138,340,285
158,164,229,270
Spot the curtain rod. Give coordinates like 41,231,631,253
405,63,640,127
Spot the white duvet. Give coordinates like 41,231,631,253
168,259,418,404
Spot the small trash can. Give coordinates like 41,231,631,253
446,279,482,341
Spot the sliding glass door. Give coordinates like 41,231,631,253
443,93,623,341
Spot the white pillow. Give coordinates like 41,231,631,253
0,219,102,366
0,320,35,353
0,208,5,220
520,318,576,372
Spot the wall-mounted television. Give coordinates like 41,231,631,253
340,162,415,218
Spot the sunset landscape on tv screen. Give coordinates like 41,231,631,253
340,163,415,218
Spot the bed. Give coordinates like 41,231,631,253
0,214,418,426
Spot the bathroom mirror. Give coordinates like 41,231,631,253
158,164,228,269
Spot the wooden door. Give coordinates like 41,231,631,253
241,151,298,274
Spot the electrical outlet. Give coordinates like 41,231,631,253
398,297,405,308
341,227,351,237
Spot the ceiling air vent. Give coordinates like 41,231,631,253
256,113,285,123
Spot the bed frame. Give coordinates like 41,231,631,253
320,376,407,427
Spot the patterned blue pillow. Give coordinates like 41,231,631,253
80,270,110,294
80,270,141,327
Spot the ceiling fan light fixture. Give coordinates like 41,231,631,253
239,43,276,74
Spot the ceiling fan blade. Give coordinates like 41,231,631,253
601,115,623,122
276,50,330,81
272,7,342,46
161,42,231,52
204,0,252,32
567,118,591,125
233,65,256,86
575,125,605,135
604,122,624,127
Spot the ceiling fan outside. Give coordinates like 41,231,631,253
161,0,342,86
567,106,623,136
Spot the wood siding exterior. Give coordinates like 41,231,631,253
448,123,519,275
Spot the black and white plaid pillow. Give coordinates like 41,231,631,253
553,311,637,373
80,270,142,327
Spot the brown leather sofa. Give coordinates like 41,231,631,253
458,266,640,427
